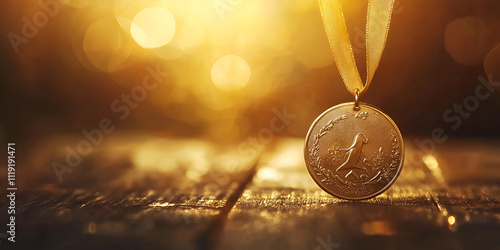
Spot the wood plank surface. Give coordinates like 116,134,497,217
0,135,499,250
219,138,500,250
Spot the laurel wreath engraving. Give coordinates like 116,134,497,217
309,115,348,185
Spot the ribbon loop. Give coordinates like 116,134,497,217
319,0,395,96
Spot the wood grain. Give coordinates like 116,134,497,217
1,135,499,249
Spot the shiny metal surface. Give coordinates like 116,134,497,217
304,102,404,200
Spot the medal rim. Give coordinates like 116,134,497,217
304,102,405,200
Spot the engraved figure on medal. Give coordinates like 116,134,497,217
304,103,404,200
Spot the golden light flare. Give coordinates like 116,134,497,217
149,202,175,207
133,147,179,173
83,18,132,72
13,0,354,121
423,154,446,185
256,167,284,182
447,216,456,226
131,7,176,49
211,55,251,92
132,139,211,174
62,0,320,110
113,0,156,31
267,140,304,168
152,18,205,60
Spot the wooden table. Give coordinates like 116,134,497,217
2,135,499,249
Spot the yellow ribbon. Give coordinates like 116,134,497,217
319,0,395,96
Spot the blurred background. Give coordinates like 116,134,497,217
1,0,500,146
1,0,500,249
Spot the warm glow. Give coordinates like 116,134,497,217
149,202,175,207
423,154,446,185
61,0,93,9
83,18,132,72
87,222,97,234
132,139,211,174
153,18,205,60
256,167,284,182
268,140,304,168
133,145,179,172
448,216,456,225
361,220,396,236
131,7,176,48
211,55,251,92
423,154,438,169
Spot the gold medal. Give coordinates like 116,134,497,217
305,0,404,200
304,102,403,200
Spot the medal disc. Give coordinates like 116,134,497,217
304,102,404,200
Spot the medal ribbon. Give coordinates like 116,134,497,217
319,0,395,96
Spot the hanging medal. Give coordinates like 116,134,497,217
304,0,404,200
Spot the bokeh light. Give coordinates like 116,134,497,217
152,17,205,60
447,216,456,225
445,17,491,66
211,55,251,92
83,18,132,72
5,0,500,143
423,154,446,185
131,7,176,49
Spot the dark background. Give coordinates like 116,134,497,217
1,0,500,146
0,1,499,249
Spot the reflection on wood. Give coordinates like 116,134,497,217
0,135,498,249
220,138,500,250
